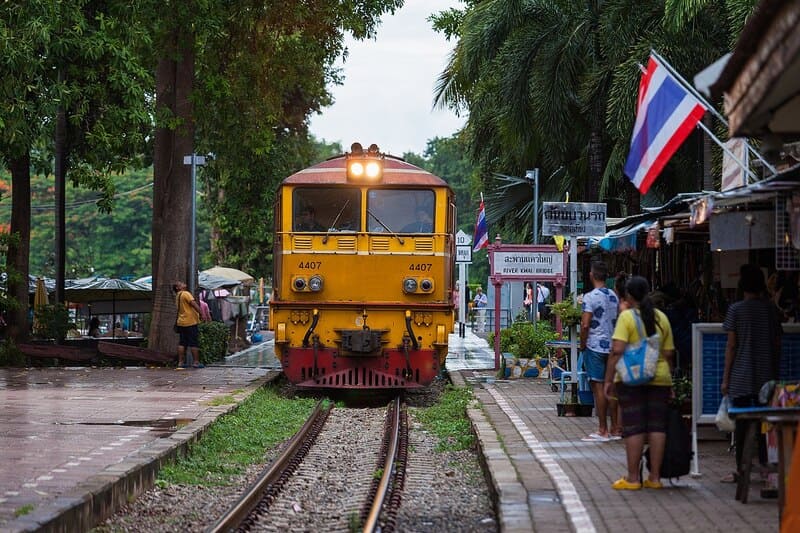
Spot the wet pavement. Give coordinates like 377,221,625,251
0,326,781,532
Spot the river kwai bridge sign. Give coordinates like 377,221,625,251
493,250,564,278
542,202,607,236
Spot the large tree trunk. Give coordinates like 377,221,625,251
6,153,31,342
149,26,195,355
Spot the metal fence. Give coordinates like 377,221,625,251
469,308,513,333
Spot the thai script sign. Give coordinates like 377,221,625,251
493,251,564,278
542,202,607,236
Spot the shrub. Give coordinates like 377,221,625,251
33,304,75,342
548,296,582,327
489,314,557,359
0,339,25,367
199,321,230,364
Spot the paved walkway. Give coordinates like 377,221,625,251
0,366,274,532
447,327,781,532
0,327,783,532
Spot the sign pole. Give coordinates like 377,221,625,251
569,236,578,389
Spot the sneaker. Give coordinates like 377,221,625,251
612,477,642,490
192,363,205,369
643,479,663,489
179,364,189,369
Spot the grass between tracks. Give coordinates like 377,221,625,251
156,386,316,486
414,385,475,452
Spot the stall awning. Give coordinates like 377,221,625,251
710,0,800,140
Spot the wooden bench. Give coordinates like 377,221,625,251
18,343,95,362
96,341,173,364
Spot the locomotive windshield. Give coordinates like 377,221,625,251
293,188,360,232
367,189,435,233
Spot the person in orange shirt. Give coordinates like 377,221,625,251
173,281,203,368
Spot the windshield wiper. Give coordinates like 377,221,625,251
367,210,404,245
323,199,352,244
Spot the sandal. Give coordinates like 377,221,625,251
720,472,738,483
643,479,663,489
612,477,642,490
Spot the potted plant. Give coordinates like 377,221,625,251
671,374,693,415
548,296,582,328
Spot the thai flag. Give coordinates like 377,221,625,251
473,199,489,251
624,55,707,194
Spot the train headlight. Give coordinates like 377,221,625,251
309,275,323,292
346,142,384,182
365,161,381,179
349,161,365,178
420,278,433,292
293,277,307,291
403,277,418,293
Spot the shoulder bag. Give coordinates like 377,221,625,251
616,310,660,385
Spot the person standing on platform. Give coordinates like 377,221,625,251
721,264,782,486
523,282,535,321
580,261,620,441
536,282,551,320
473,286,488,333
605,275,675,490
173,281,204,369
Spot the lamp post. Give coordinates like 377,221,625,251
183,153,206,295
525,169,540,244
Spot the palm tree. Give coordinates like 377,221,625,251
433,0,752,238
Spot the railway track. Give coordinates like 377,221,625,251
208,397,408,532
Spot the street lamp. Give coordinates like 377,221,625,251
183,153,208,295
525,169,540,244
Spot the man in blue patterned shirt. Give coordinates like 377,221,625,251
580,261,620,441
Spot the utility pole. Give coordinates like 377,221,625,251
183,153,206,295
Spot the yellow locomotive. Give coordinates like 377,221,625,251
270,143,455,389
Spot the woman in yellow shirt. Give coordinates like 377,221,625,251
604,275,675,490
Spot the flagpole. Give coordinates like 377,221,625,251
695,120,759,183
650,49,778,177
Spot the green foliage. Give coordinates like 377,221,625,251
198,321,230,364
157,386,316,486
14,504,34,517
0,340,25,367
33,304,75,342
431,0,754,227
12,168,158,279
548,297,582,327
490,314,557,359
415,385,475,452
671,374,693,406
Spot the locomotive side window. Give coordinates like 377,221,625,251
293,188,361,232
367,189,435,233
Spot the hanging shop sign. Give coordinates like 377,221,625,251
542,202,607,236
709,210,774,250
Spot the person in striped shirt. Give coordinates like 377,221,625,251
721,264,782,485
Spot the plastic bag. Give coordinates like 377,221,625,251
715,395,735,432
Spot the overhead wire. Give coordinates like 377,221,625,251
0,181,154,212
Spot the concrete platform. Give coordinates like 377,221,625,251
0,327,783,532
0,366,274,532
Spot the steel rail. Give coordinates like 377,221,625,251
363,396,401,533
206,400,330,533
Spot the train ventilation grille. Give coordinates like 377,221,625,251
371,237,390,251
415,238,434,252
293,236,313,250
337,237,356,250
312,368,411,388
